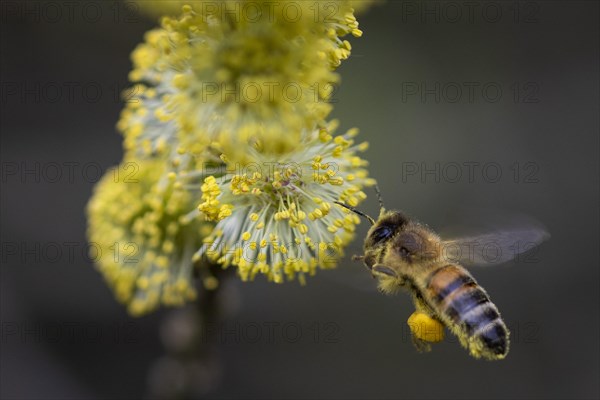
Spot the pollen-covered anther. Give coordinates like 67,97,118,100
190,122,374,283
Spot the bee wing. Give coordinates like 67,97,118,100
441,227,550,267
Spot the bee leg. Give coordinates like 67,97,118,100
351,255,365,262
371,264,398,278
411,335,433,353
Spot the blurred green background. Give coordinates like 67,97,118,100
1,1,598,398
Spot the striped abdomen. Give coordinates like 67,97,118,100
425,265,509,359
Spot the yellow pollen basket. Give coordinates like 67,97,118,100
407,311,445,343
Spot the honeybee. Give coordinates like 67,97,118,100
336,191,548,361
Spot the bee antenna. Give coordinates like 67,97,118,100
334,201,375,225
374,184,385,210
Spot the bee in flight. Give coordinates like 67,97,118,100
336,189,548,361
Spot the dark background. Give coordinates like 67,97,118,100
1,1,598,399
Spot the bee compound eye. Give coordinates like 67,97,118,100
372,225,393,243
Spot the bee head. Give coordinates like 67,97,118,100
365,211,441,265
